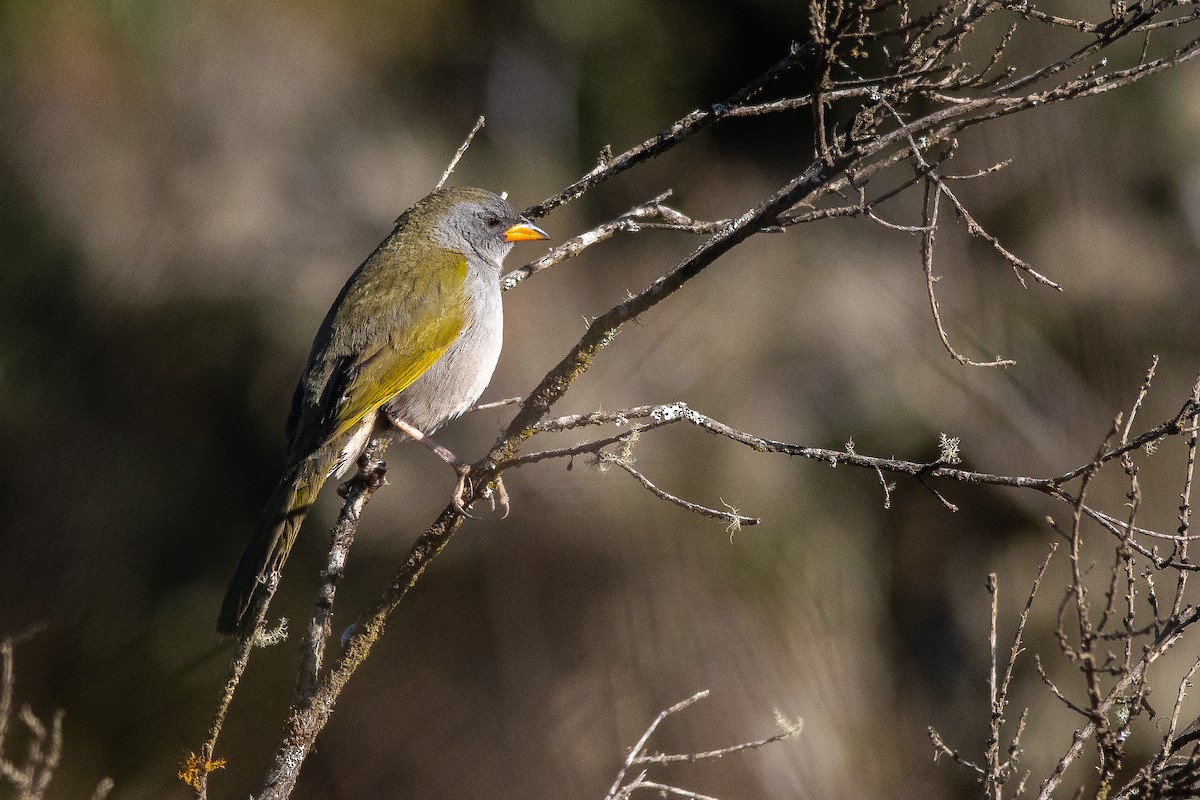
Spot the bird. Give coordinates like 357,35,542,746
217,186,548,635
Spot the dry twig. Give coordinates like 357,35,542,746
0,631,113,800
604,691,802,800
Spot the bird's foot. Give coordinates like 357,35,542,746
451,467,509,519
337,456,387,498
490,476,510,518
451,465,477,519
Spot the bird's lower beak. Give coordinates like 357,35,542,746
504,221,550,242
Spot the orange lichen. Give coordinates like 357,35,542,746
177,751,227,791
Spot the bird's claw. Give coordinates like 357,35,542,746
452,467,477,519
477,475,510,518
492,476,510,518
450,466,509,519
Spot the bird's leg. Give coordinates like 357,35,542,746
465,396,523,413
384,410,508,517
491,477,509,516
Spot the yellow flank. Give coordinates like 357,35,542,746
330,253,468,438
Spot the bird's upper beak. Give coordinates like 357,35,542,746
504,220,550,242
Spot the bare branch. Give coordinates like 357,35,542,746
297,440,389,699
605,691,711,800
608,460,760,531
435,116,485,192
605,691,800,800
921,179,1016,367
502,192,675,292
524,48,810,219
929,726,987,775
0,632,111,800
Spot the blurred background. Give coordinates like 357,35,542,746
2,1,1200,798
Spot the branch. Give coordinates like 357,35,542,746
502,192,674,291
604,690,801,800
1035,602,1200,798
609,460,759,532
523,47,811,219
920,179,1017,367
521,397,1199,554
434,116,485,191
0,631,112,800
296,440,390,699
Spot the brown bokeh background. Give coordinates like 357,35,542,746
2,2,1200,798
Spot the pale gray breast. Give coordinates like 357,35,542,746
383,258,503,435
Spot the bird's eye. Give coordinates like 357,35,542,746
485,216,501,229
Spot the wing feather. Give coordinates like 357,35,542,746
289,248,470,457
328,307,464,437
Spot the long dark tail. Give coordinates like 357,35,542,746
217,446,337,635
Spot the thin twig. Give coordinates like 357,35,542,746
1170,374,1200,616
986,572,1001,798
524,48,810,218
1158,656,1200,770
605,691,711,800
930,726,987,775
192,571,280,799
0,630,111,800
920,178,1017,367
609,460,760,530
502,192,674,291
633,717,804,765
435,116,485,191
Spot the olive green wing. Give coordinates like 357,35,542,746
327,312,463,438
323,251,470,439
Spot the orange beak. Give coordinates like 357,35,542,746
504,221,550,242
